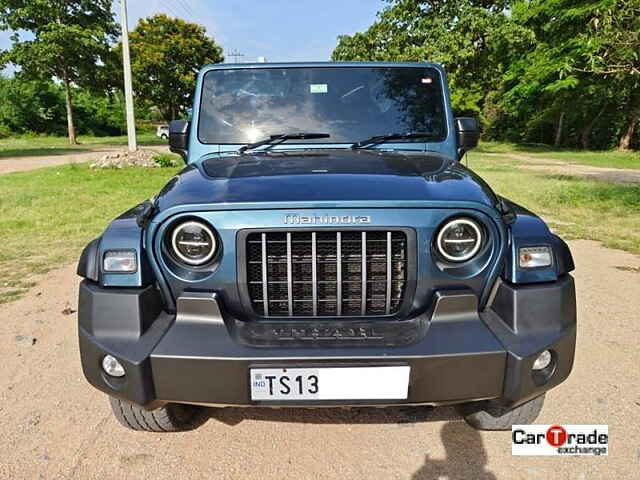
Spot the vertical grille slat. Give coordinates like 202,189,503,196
247,230,408,318
261,233,269,316
311,232,318,316
336,232,342,316
385,231,392,315
286,232,293,316
360,231,367,316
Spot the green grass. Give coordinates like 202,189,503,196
0,133,166,159
1,145,639,304
0,163,180,303
153,153,182,167
468,151,640,252
477,141,640,170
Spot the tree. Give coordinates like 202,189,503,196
0,0,119,144
332,1,532,117
116,14,224,121
0,75,135,136
577,0,640,150
0,76,66,135
332,0,640,150
504,0,640,150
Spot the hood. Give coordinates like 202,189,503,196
155,150,497,212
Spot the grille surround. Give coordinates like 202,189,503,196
238,228,416,319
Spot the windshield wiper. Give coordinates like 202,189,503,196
350,132,435,150
238,132,330,154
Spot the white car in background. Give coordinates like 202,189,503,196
156,125,169,140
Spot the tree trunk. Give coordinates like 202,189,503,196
63,76,77,145
164,104,175,123
554,111,565,148
618,109,639,151
581,104,606,150
619,92,640,151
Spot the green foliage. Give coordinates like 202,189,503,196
0,0,119,143
74,90,126,136
333,1,533,116
0,76,66,135
493,0,639,149
0,0,118,83
153,153,182,168
111,14,224,121
0,122,11,138
580,0,640,77
0,76,127,136
333,0,640,151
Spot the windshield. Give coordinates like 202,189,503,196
198,66,447,145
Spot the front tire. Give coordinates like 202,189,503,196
109,397,203,432
460,394,545,431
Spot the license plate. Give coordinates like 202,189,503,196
250,366,410,401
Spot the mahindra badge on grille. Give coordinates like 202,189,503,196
284,214,371,224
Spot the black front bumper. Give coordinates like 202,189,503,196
78,276,576,409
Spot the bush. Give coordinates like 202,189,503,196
0,77,67,135
0,76,158,138
153,153,181,168
0,122,11,138
74,91,126,136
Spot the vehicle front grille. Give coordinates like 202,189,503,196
246,230,408,317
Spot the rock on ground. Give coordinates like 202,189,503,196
90,149,165,169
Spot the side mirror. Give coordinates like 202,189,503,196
169,120,190,163
455,117,480,160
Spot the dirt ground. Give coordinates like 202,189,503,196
0,148,117,175
3,148,640,185
0,240,639,480
481,152,640,184
0,146,170,175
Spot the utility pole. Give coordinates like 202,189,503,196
227,49,245,64
120,0,137,152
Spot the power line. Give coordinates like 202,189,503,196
157,0,197,21
227,49,245,63
171,0,191,19
157,0,182,18
175,0,197,19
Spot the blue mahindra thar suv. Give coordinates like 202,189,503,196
77,62,576,432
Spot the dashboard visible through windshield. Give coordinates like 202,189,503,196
198,66,447,145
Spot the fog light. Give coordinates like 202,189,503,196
533,350,552,371
102,355,125,377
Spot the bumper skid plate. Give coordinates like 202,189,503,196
78,276,576,409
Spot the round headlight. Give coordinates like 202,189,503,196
436,218,483,262
170,221,217,266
